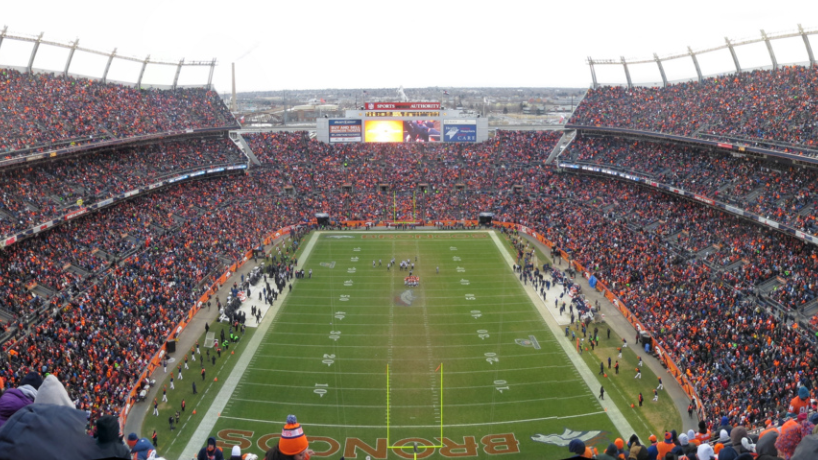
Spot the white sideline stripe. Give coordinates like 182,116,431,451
178,231,320,460
488,230,636,438
231,393,592,409
245,364,574,375
219,411,605,429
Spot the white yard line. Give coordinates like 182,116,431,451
231,393,591,409
219,411,606,429
177,231,320,460
488,230,636,439
246,364,574,375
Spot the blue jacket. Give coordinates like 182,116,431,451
131,438,156,460
0,403,105,459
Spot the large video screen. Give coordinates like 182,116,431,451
364,120,441,143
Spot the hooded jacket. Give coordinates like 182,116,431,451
198,436,226,460
95,415,131,459
34,375,74,407
0,403,102,460
0,386,36,427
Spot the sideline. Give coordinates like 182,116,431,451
178,231,320,460
488,230,637,438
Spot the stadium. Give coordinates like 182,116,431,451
1,8,818,460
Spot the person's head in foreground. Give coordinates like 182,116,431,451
265,415,314,460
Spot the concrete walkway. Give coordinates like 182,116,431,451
516,232,699,433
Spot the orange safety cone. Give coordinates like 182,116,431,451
214,377,218,382
630,404,634,408
218,412,221,417
604,374,607,378
231,351,234,355
192,410,196,415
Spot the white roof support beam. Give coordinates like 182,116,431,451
588,57,598,89
63,39,78,77
621,56,633,88
136,55,150,88
800,24,815,66
761,30,778,69
725,37,741,73
27,32,44,73
654,53,668,87
172,58,184,90
102,48,116,83
688,46,703,83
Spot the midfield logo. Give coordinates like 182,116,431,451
394,289,417,306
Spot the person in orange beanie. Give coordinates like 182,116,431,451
265,415,314,460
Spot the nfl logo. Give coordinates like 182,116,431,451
367,103,374,109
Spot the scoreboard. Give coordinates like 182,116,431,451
316,101,488,144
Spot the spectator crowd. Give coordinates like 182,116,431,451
570,64,818,157
0,67,236,158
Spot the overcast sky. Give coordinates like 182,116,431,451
2,0,817,92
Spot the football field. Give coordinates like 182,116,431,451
180,231,621,459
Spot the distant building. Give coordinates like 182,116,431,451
289,104,343,122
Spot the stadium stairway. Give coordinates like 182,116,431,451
231,132,261,166
545,129,576,164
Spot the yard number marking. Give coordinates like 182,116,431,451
452,256,462,261
322,354,335,366
347,267,357,274
350,257,359,262
465,294,476,300
494,380,510,393
339,295,350,302
334,311,346,320
456,267,466,273
329,331,341,341
477,329,490,340
485,352,499,365
470,310,482,318
344,280,353,287
460,279,470,285
314,383,329,397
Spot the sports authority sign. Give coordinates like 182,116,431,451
366,102,441,110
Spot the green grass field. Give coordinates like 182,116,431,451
158,231,655,459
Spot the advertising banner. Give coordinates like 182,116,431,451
442,124,477,142
329,119,362,143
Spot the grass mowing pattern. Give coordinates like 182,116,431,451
198,232,620,459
